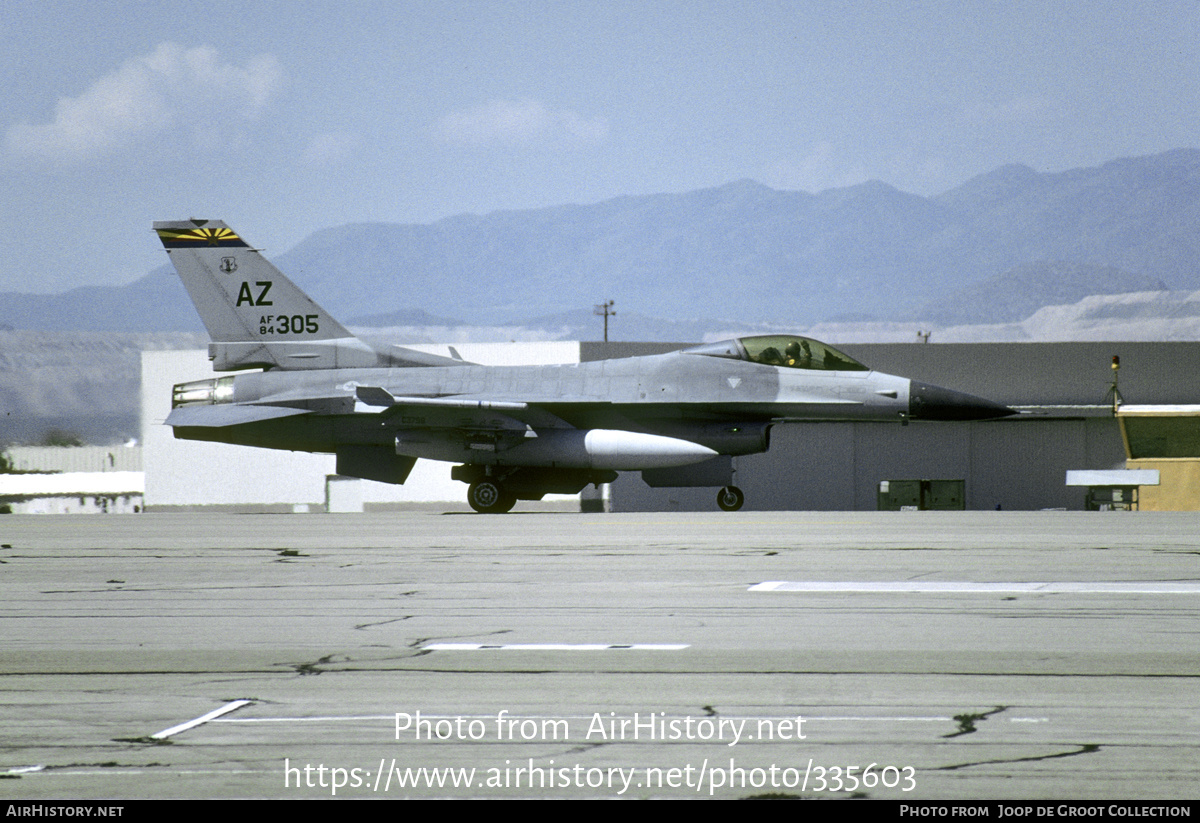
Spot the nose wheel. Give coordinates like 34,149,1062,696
716,485,745,511
467,480,516,514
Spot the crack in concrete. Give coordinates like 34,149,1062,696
935,743,1101,771
407,629,512,655
354,616,412,630
561,741,606,756
291,654,339,675
47,761,168,770
741,791,804,799
943,705,1007,738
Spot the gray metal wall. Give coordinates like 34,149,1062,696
611,417,1125,512
599,340,1161,512
838,342,1200,407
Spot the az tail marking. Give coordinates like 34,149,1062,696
236,281,273,306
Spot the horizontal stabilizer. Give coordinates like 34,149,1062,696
165,405,311,428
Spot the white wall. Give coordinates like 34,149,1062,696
142,350,334,507
4,445,142,473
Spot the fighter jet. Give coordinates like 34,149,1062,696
155,219,1014,512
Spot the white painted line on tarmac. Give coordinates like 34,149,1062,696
216,714,395,723
749,581,1200,594
424,643,690,651
151,699,253,740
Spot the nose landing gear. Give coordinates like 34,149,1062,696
716,485,745,512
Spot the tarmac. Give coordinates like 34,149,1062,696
2,510,1198,800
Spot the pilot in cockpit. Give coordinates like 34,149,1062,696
759,346,784,365
785,339,812,368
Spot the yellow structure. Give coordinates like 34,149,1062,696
1117,405,1200,511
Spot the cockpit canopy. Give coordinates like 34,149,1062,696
683,335,869,372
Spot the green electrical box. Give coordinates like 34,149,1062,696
877,479,965,511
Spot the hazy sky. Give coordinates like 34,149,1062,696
3,0,1198,295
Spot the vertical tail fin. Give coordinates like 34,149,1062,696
154,220,352,342
155,219,450,371
155,219,359,370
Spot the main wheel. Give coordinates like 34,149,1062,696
716,485,745,512
468,480,516,513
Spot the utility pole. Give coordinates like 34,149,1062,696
593,300,616,342
1107,355,1124,414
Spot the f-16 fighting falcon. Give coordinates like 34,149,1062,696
155,219,1014,512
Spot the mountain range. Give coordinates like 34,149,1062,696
3,148,1199,337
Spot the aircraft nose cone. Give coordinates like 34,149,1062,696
909,382,1016,421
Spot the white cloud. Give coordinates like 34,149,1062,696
436,99,608,147
5,42,284,163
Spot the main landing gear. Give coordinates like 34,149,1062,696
454,465,618,514
716,485,745,512
458,466,745,513
467,479,516,514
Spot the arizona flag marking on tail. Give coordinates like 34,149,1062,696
155,224,248,248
